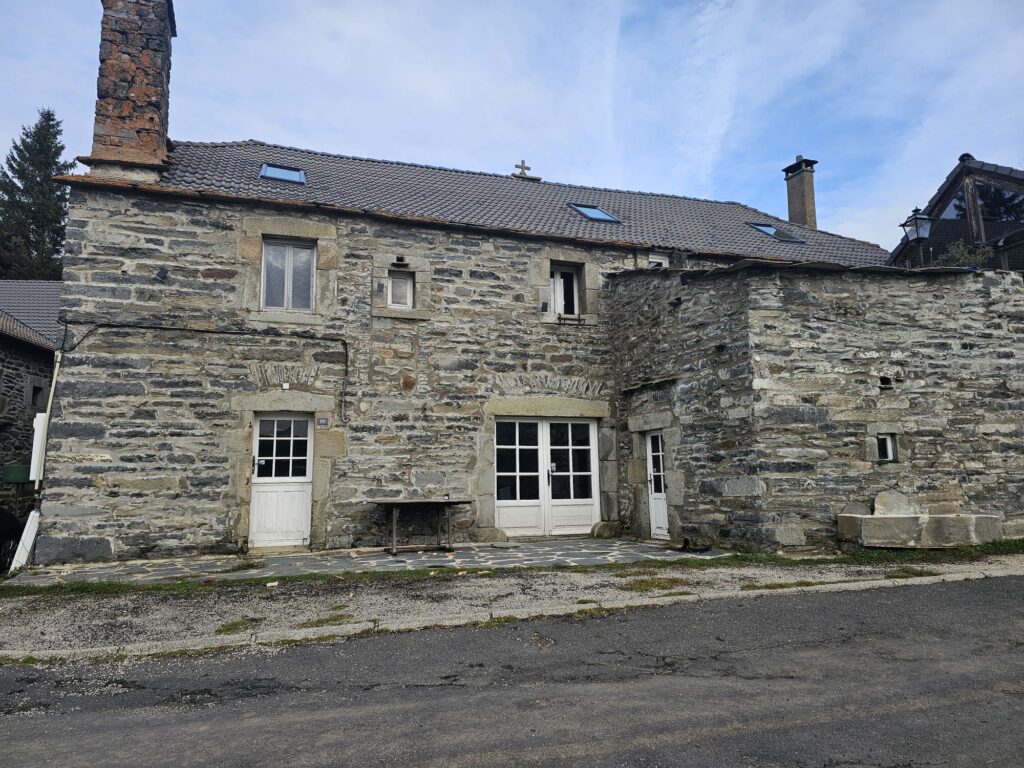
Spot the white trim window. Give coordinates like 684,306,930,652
647,253,669,269
262,240,315,310
877,433,898,462
387,270,414,309
550,265,580,316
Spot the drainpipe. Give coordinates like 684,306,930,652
9,329,65,573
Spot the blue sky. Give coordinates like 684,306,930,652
1,0,1022,249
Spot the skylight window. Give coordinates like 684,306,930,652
260,164,306,184
749,223,804,243
569,203,621,223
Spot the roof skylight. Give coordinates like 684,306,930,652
569,203,621,223
260,163,306,184
749,223,804,243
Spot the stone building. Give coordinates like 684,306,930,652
36,0,1022,563
0,281,61,518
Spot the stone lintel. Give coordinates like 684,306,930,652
483,396,611,419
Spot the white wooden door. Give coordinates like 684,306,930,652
250,413,313,548
647,431,669,540
494,418,600,536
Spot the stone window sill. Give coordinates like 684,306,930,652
540,314,599,327
248,309,322,326
371,306,432,321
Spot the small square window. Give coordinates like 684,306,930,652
387,271,414,309
262,240,315,310
877,434,898,462
647,254,669,269
29,385,46,410
749,223,805,243
568,203,621,223
259,164,306,184
550,265,581,315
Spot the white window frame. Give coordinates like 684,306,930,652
261,239,316,311
550,265,581,316
647,253,669,269
387,270,415,309
877,433,897,462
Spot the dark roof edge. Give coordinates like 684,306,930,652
610,257,983,284
0,308,59,350
57,174,661,254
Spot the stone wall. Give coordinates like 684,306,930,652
40,187,640,562
0,338,52,518
608,270,760,546
609,266,1024,550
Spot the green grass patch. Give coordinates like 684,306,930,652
740,580,822,591
618,576,692,593
576,598,599,605
296,612,354,629
660,590,695,597
885,567,941,579
214,617,263,635
471,615,521,629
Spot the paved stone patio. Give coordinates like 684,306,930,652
9,540,726,587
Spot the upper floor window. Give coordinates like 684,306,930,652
550,265,580,316
260,164,306,184
263,240,315,310
387,270,414,309
749,222,805,243
648,253,669,269
568,203,621,223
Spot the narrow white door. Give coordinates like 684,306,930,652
250,413,313,548
495,418,600,536
647,431,669,540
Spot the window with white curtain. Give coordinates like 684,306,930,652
262,240,315,310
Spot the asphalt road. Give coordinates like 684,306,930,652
2,577,1023,767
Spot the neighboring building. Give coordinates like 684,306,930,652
891,154,1024,269
35,0,1024,563
0,281,61,518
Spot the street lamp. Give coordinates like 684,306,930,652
900,207,933,267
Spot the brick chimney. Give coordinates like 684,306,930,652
82,0,176,173
782,155,818,229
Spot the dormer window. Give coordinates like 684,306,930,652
568,203,621,223
260,164,306,184
749,223,804,243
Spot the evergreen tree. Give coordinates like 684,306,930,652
0,109,76,280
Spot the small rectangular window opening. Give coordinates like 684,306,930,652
260,164,307,184
879,375,893,390
550,266,580,315
387,271,414,309
262,240,315,310
648,254,669,269
877,434,897,462
749,223,805,243
568,203,621,223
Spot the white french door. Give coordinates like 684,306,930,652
647,431,669,540
494,418,600,536
249,413,313,548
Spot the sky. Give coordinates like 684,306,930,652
1,0,1022,250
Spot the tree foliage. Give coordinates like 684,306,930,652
954,182,1024,223
0,109,75,280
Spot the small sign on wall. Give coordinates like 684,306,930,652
316,416,331,429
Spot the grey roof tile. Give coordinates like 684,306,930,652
0,280,62,345
156,140,890,268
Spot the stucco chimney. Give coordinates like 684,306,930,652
782,155,818,229
83,0,176,172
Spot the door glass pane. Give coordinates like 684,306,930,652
274,459,290,477
573,475,592,499
571,423,589,445
519,448,538,473
518,422,538,446
550,422,569,446
258,439,274,457
551,449,570,473
291,248,314,309
519,475,540,500
652,454,662,474
274,440,290,457
256,459,272,478
293,440,308,458
551,475,571,499
263,245,287,308
496,475,517,501
496,422,516,446
653,475,664,494
571,449,591,472
259,420,274,438
276,421,292,438
293,420,308,438
496,448,517,473
561,271,576,315
292,459,307,477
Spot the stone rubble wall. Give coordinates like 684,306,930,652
0,339,52,519
40,188,638,562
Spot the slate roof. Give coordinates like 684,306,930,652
154,140,890,267
0,280,62,348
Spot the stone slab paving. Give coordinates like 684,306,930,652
8,540,725,587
